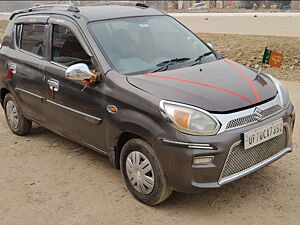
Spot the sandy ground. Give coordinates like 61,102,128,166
0,19,300,224
197,33,300,83
173,13,300,37
0,13,10,21
0,20,7,38
0,81,299,225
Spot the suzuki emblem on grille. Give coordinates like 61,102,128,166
253,108,263,121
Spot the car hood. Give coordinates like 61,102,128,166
126,59,278,112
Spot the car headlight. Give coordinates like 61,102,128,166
160,100,220,135
266,75,290,109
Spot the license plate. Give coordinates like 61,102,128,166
244,119,283,150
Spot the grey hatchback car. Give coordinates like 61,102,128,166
0,3,295,205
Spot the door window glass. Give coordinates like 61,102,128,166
15,24,22,48
20,24,46,57
52,24,90,67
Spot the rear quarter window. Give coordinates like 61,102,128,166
19,24,46,57
15,24,22,48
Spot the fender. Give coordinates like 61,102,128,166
105,108,164,168
106,107,164,149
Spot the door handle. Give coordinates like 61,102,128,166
48,79,59,92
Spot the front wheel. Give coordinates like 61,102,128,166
4,93,32,136
120,139,172,206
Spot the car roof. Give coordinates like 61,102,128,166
78,5,165,21
11,5,165,22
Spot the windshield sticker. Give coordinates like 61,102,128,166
52,18,65,24
139,24,149,28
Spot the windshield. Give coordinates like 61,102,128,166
89,16,216,75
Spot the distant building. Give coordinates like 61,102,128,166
291,0,300,9
0,1,35,12
2,0,295,12
199,0,246,9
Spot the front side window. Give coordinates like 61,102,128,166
51,24,90,67
20,24,45,57
90,16,216,75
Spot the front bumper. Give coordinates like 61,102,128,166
154,103,295,193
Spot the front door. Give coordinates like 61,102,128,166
44,19,107,151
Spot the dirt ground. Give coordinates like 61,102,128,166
0,20,7,38
0,81,299,225
170,8,300,13
0,19,300,224
197,32,300,83
174,14,300,37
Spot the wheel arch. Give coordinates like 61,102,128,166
109,125,155,169
0,88,10,106
107,114,163,169
112,132,142,168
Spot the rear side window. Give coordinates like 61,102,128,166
20,24,46,57
15,24,22,48
51,24,90,67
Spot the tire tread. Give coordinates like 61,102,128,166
120,138,172,206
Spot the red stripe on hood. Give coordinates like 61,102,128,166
142,74,254,104
223,59,261,103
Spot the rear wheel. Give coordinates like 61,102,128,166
120,138,172,206
4,93,32,136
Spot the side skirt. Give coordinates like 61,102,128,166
24,115,109,157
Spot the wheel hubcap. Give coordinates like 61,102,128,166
126,151,155,194
6,100,19,129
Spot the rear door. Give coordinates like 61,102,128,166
43,17,107,151
10,16,49,125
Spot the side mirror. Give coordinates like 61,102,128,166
65,63,94,80
207,43,213,48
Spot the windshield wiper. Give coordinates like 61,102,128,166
151,57,190,73
189,52,214,67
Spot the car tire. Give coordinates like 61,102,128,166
120,138,172,206
4,93,32,136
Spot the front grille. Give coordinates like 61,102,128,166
220,128,287,180
225,105,282,130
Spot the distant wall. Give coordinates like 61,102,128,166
0,1,35,12
291,1,300,9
